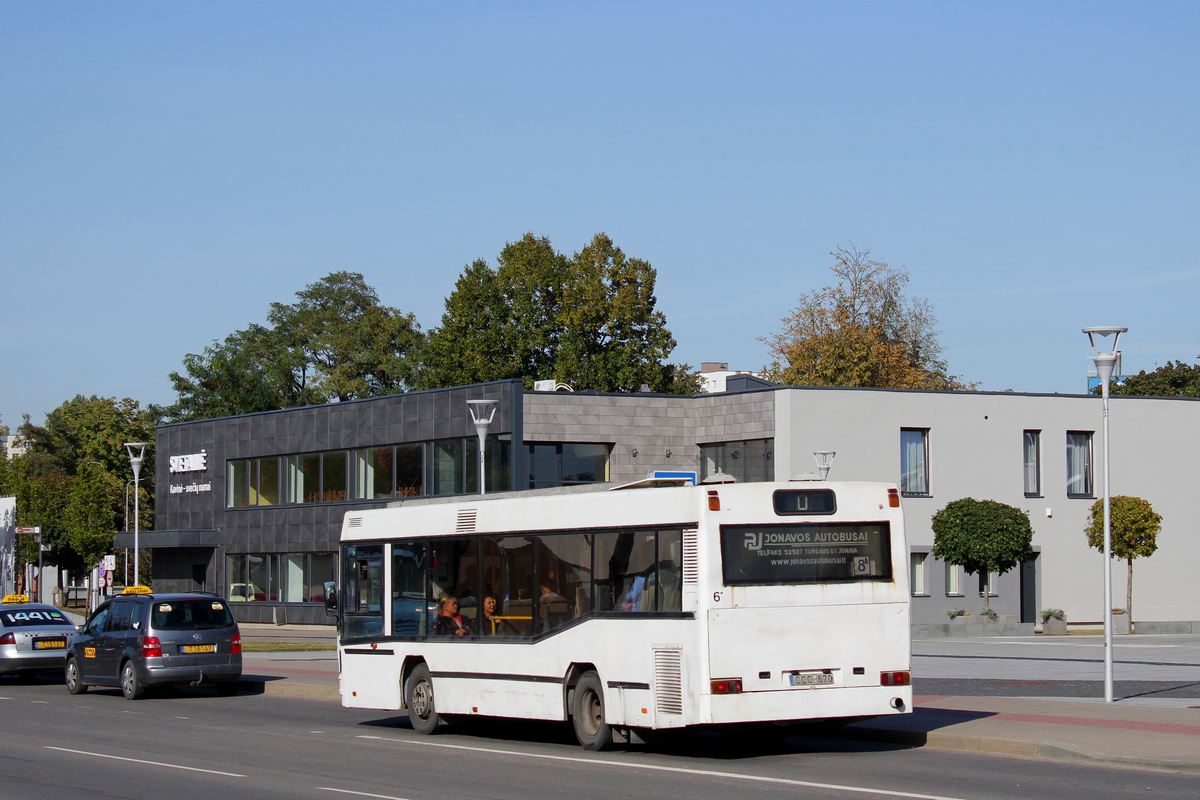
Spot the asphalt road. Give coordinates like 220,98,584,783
1,677,1198,800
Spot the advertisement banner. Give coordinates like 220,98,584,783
0,497,15,596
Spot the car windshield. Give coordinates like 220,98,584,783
151,599,235,630
1,607,74,627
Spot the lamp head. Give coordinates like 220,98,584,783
1082,326,1127,358
813,450,836,480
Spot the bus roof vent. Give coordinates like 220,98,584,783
456,509,477,534
347,517,363,528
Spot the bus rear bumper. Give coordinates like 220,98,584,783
705,684,912,725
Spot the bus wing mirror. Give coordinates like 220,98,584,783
323,581,338,616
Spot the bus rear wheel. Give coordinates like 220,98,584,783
571,671,614,751
405,664,441,735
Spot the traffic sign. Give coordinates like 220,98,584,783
39,544,50,552
15,526,41,534
103,555,116,571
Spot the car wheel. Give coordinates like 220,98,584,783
571,671,614,751
65,658,88,695
216,681,238,697
404,663,441,735
120,661,144,700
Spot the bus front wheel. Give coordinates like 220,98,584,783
571,671,614,751
405,664,441,735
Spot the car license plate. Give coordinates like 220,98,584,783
180,644,217,654
32,638,66,650
789,671,834,687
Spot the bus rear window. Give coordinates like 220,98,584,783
719,522,892,585
772,489,836,515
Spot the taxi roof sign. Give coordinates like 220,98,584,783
122,585,153,595
1,594,30,604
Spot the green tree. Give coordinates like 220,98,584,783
1109,361,1200,397
63,462,122,597
164,325,322,421
162,272,423,421
420,232,699,393
1085,495,1161,625
763,245,970,390
11,396,154,581
932,498,1034,608
268,271,424,402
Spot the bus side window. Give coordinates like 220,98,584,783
658,529,683,612
392,544,427,636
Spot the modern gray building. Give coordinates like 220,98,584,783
142,379,1200,630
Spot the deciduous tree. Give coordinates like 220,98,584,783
932,498,1034,609
763,245,969,390
1109,361,1200,397
161,272,423,421
1085,495,1161,626
420,232,699,394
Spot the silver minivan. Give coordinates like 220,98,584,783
65,588,242,699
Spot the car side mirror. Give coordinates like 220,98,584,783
323,581,338,617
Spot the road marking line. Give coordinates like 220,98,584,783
44,746,246,777
320,788,412,800
355,735,969,800
31,700,50,704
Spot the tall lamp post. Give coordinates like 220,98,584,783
466,400,498,496
124,442,150,586
1083,326,1126,704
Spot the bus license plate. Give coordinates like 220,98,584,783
180,644,216,654
33,638,66,650
790,671,834,687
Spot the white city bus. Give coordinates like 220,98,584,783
332,477,912,749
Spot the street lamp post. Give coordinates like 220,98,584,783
124,442,150,586
466,400,498,496
1083,326,1126,704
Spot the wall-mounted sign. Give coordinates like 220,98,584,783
170,483,212,495
169,451,208,474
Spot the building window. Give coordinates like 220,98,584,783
978,572,999,602
699,439,774,483
910,552,927,596
432,435,512,495
1066,431,1093,498
227,457,280,507
945,561,961,596
527,442,611,489
1023,430,1041,497
900,429,929,496
227,552,336,604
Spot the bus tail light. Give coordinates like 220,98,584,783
880,671,910,686
142,636,162,658
708,491,721,511
887,488,900,508
230,633,242,654
710,678,742,694
0,632,14,645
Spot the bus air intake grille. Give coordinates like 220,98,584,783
456,509,477,534
682,528,698,584
654,647,684,715
348,517,363,528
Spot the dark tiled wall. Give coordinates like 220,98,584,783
154,382,519,619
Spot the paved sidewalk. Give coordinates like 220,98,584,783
237,626,1200,771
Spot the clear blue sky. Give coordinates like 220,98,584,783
3,2,1197,428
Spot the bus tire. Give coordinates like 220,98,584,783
571,671,614,751
405,664,441,735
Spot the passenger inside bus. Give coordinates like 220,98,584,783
433,596,469,636
478,596,497,635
